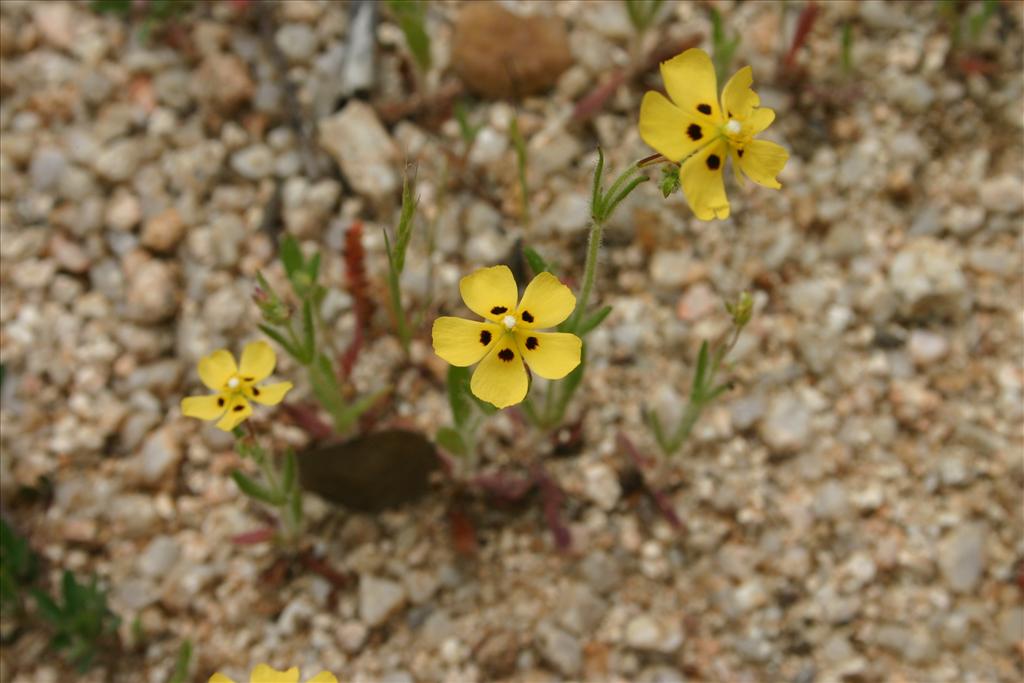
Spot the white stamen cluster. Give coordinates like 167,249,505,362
503,315,517,330
725,119,742,135
227,377,239,389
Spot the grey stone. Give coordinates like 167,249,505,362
939,522,986,593
540,192,590,235
275,23,318,62
998,606,1024,648
359,575,406,627
813,481,849,520
624,614,683,654
338,621,368,653
125,259,178,322
979,175,1023,214
30,147,67,191
230,144,274,179
581,462,621,511
889,238,969,320
137,427,182,486
908,329,948,365
760,392,811,453
138,535,181,577
556,583,607,634
319,101,398,201
141,207,187,253
95,139,141,182
536,622,582,677
580,550,621,594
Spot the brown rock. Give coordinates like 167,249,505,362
194,53,253,113
141,207,186,253
451,4,573,99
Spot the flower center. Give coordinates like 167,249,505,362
503,315,517,330
227,377,240,389
724,119,741,135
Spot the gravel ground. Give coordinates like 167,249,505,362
0,1,1022,682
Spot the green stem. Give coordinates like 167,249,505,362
567,217,605,332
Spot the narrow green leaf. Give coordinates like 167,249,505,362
523,246,551,276
301,299,315,363
280,236,303,282
435,426,467,456
31,588,62,624
258,324,300,361
281,450,297,494
643,407,671,454
577,305,613,336
602,175,648,222
306,251,321,284
168,639,192,683
231,471,285,506
393,174,418,274
387,0,432,73
551,348,587,422
61,571,80,612
704,382,733,403
447,365,473,428
453,99,480,145
333,386,389,435
691,341,710,402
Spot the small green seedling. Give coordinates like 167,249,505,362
383,173,419,355
623,0,665,36
645,292,753,455
1,518,38,613
386,0,432,79
232,431,304,544
31,571,120,672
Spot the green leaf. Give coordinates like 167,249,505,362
453,99,481,146
32,588,63,624
643,407,671,454
301,298,315,363
577,305,612,336
446,365,473,428
306,251,321,284
231,471,286,506
333,386,389,435
258,324,300,361
168,639,192,683
387,0,432,73
704,382,733,403
61,571,81,613
590,147,605,218
393,174,418,274
281,450,297,494
691,341,710,402
522,246,551,276
435,427,467,457
602,174,648,222
660,165,681,198
280,236,303,282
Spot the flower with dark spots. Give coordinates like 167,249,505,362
181,341,293,431
432,265,582,409
639,48,789,220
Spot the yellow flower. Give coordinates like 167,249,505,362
181,341,293,432
639,47,789,220
209,664,337,683
432,266,582,409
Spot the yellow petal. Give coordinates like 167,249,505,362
639,91,710,163
515,331,582,380
209,674,236,683
304,673,338,683
660,48,722,123
729,147,746,188
250,665,300,683
515,272,576,329
459,265,519,322
737,139,789,189
181,394,228,421
432,317,501,366
248,381,292,406
239,341,276,382
198,349,237,391
720,66,760,120
747,107,775,135
215,395,253,432
470,344,528,409
680,140,730,221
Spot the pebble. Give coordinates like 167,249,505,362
889,238,969,320
125,259,178,322
556,583,607,635
580,550,621,595
141,207,186,253
275,23,317,63
939,522,987,593
358,575,406,627
138,535,181,577
29,147,67,191
230,144,275,180
649,250,693,288
539,192,590,235
998,606,1024,648
338,621,368,653
624,614,683,654
908,329,948,365
451,4,573,99
195,53,253,113
319,101,399,201
978,175,1023,214
106,190,142,231
760,392,811,453
95,139,141,182
535,621,582,677
581,462,621,511
135,427,182,486
813,481,850,520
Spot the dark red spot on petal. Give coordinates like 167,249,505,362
217,397,225,407
233,405,244,412
706,154,721,170
686,123,702,141
242,376,254,382
490,306,507,315
697,103,712,115
480,330,492,346
525,336,539,350
497,348,515,362
253,387,260,396
521,311,534,323
737,149,744,158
